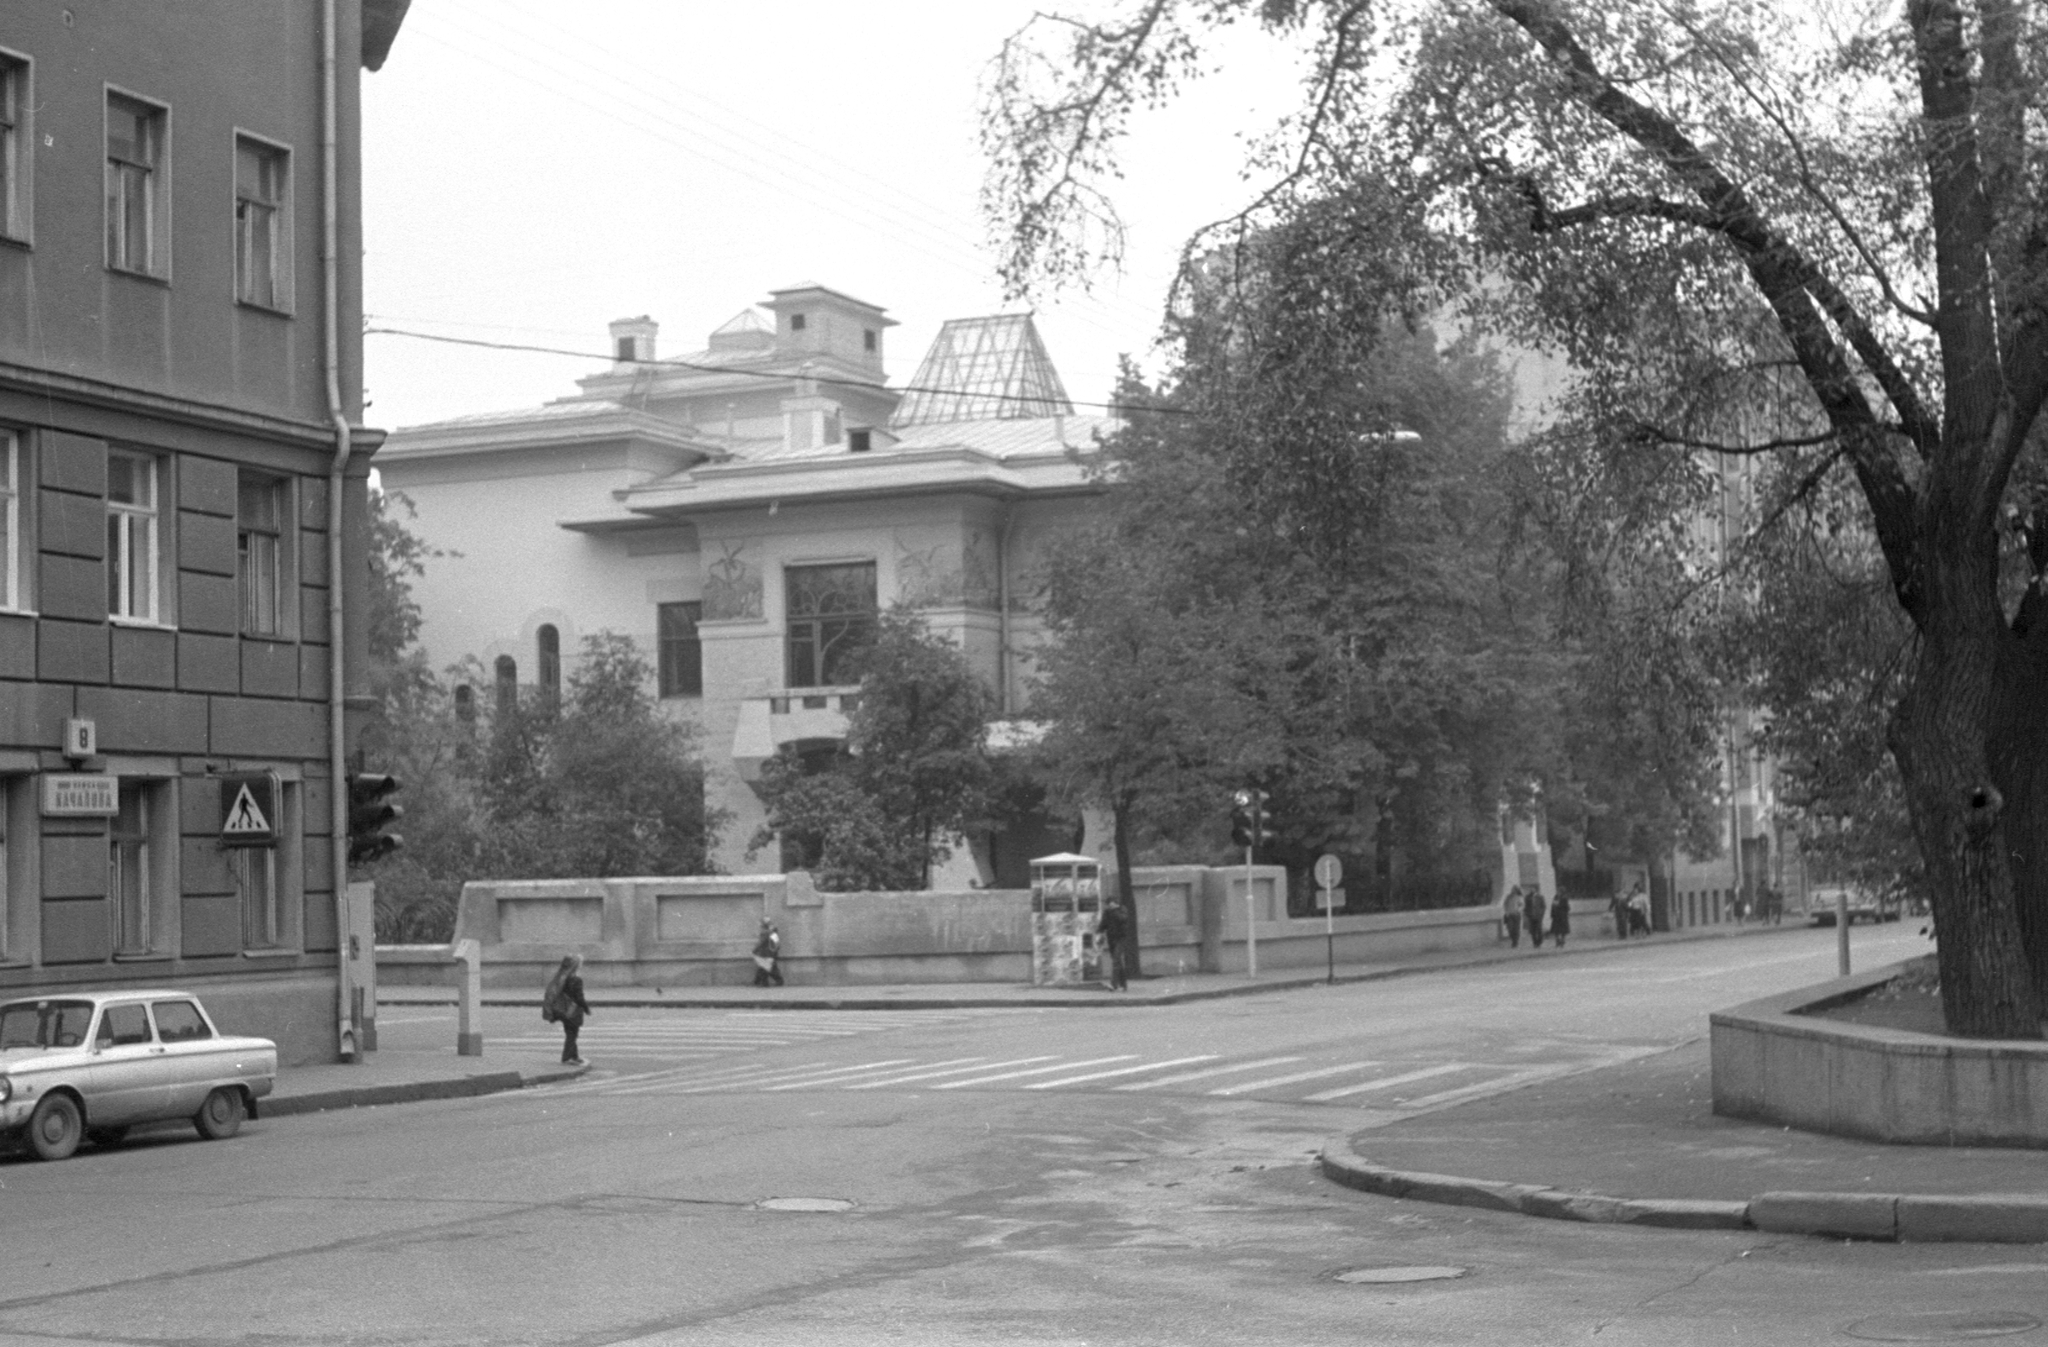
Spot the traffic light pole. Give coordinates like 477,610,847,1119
1244,844,1258,978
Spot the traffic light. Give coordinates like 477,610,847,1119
1230,789,1274,850
348,773,403,865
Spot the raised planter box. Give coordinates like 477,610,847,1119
1711,959,2048,1148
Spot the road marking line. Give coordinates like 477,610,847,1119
599,1061,816,1095
1023,1056,1221,1090
931,1055,1139,1089
1113,1056,1305,1091
671,1059,919,1094
1303,1062,1472,1102
760,1057,989,1090
843,1056,1059,1089
1207,1062,1384,1096
1395,1065,1573,1111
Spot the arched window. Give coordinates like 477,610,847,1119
494,655,517,714
537,625,561,705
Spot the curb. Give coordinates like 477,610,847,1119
378,923,1805,1014
264,1063,587,1118
1317,1140,2048,1243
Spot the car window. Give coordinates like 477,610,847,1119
151,1000,213,1043
0,1000,96,1049
95,1004,154,1048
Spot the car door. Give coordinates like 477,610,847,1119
84,1002,168,1126
148,998,226,1116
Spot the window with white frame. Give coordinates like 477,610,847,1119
0,431,18,611
105,91,167,276
237,470,284,636
234,136,289,309
0,53,27,243
106,450,159,622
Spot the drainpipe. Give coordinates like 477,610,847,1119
996,505,1016,715
321,0,357,1062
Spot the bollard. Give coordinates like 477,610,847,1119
453,938,483,1056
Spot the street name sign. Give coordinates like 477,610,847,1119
41,774,118,817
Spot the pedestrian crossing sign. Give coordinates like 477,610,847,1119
218,772,279,847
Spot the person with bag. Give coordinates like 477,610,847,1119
1501,885,1524,948
751,919,784,987
541,953,591,1064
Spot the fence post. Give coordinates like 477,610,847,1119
452,938,483,1056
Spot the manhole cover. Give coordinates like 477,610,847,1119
1845,1310,2041,1342
1334,1266,1468,1284
755,1197,855,1213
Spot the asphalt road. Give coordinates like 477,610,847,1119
14,922,2038,1347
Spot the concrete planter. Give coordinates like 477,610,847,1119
1711,958,2048,1148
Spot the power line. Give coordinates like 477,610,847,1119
363,325,1187,417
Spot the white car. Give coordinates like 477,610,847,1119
0,990,277,1161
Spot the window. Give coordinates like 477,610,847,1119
863,328,876,352
847,429,871,454
106,450,159,621
151,1000,212,1043
657,602,702,697
110,784,152,955
237,847,280,949
454,683,475,722
234,136,289,309
0,431,18,610
790,313,806,332
96,1003,153,1048
494,655,517,714
615,337,633,362
785,562,876,689
0,54,27,243
238,471,284,635
537,625,560,705
105,92,167,276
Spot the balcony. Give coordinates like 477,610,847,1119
730,688,861,779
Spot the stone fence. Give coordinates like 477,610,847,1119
377,864,1504,990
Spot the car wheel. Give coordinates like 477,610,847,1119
194,1087,245,1140
86,1126,129,1149
28,1093,83,1161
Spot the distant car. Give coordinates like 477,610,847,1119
1807,886,1901,926
0,991,277,1161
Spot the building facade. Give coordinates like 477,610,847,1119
0,2,404,1064
378,287,1111,880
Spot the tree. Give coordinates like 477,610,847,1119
752,609,996,889
986,0,2048,1037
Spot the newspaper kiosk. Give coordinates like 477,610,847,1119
1030,853,1104,986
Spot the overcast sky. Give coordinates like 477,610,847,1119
359,0,1306,433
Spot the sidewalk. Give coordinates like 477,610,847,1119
375,917,1796,1012
264,1046,586,1118
1318,1034,2048,1243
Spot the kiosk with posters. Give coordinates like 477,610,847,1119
1029,852,1104,987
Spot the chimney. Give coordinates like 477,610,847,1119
609,315,658,369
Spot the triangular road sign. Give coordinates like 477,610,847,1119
223,783,272,835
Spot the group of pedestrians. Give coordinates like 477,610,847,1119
1500,884,1571,948
1609,880,1652,938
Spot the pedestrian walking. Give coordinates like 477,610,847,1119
1550,892,1571,948
752,919,784,987
1611,882,1635,940
1501,884,1524,948
1097,898,1131,991
1628,881,1652,936
542,954,590,1065
1523,884,1547,949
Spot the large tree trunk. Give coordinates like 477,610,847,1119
1990,590,2048,1000
1891,586,2042,1038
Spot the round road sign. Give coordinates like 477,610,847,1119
1314,854,1343,889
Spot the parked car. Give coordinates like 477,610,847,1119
0,991,276,1161
1807,886,1901,926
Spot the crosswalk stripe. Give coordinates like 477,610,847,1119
1396,1064,1570,1112
1302,1062,1473,1102
1112,1056,1304,1091
931,1055,1139,1089
1022,1056,1221,1090
671,1058,919,1094
761,1057,989,1091
843,1056,1058,1089
1208,1061,1383,1096
600,1060,817,1096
